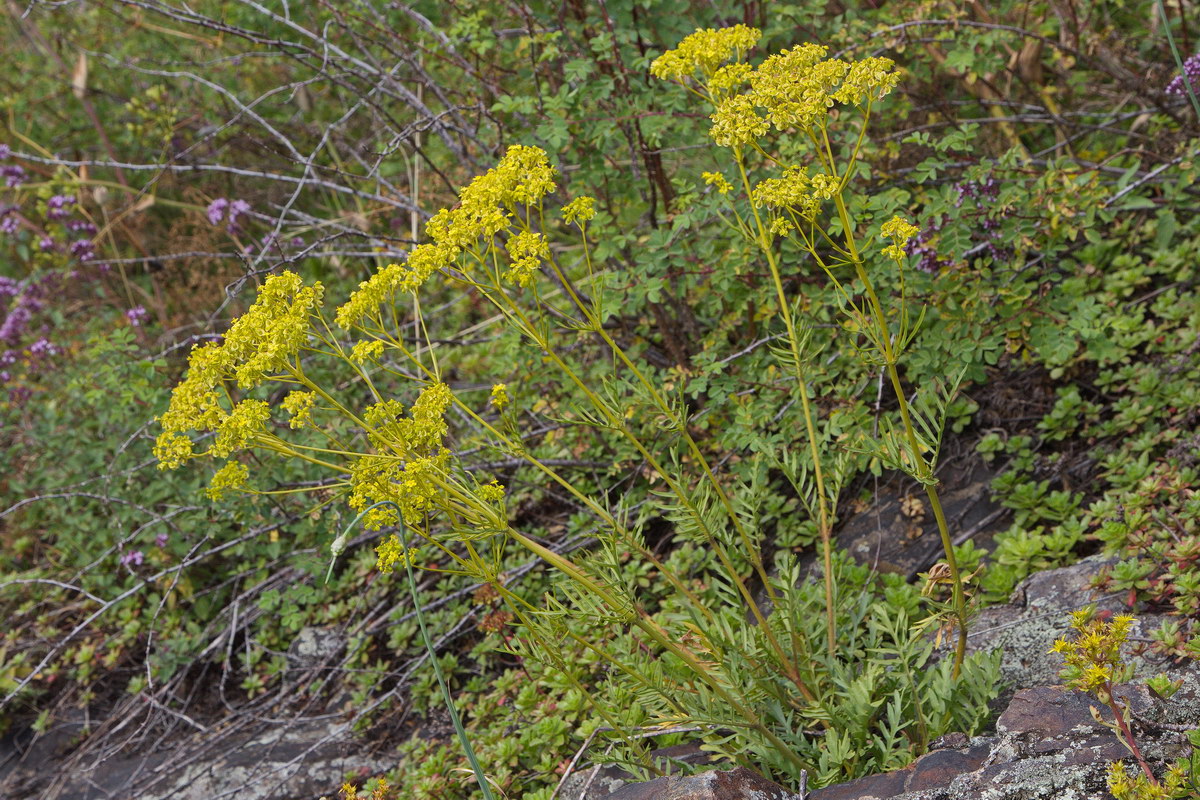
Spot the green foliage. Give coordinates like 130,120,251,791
4,1,1200,798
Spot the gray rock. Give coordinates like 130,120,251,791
599,766,803,800
605,558,1199,800
958,554,1171,689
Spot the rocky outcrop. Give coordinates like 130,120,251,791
567,557,1194,800
577,679,1195,800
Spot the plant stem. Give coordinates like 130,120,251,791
735,155,838,659
1108,693,1158,785
831,193,968,677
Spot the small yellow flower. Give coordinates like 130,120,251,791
700,171,733,194
211,399,270,459
881,215,920,242
504,230,551,288
649,25,761,82
479,480,506,504
153,431,194,470
281,390,316,429
375,533,420,573
350,339,385,365
769,217,794,238
881,215,920,262
707,62,754,95
490,383,510,409
562,196,596,225
709,94,768,148
207,460,249,501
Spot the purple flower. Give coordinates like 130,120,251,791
206,197,229,225
125,305,149,326
226,199,252,234
46,194,75,220
0,216,17,236
0,144,9,160
0,277,17,299
0,307,31,343
155,532,169,548
120,549,145,567
70,239,95,261
2,165,25,187
38,236,55,252
29,337,58,358
67,219,97,236
1166,52,1200,97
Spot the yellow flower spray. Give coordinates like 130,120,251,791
652,26,969,673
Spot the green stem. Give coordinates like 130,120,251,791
831,192,967,677
338,501,496,800
735,154,838,660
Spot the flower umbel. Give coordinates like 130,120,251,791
207,461,249,501
649,25,761,82
375,533,419,573
562,196,596,225
881,215,920,262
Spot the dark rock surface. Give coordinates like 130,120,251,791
600,766,803,800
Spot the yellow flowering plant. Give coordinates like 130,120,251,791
153,31,1000,789
652,24,970,674
153,140,817,774
1052,609,1199,799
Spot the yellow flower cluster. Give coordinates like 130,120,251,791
561,196,595,225
710,95,769,148
752,168,816,213
281,390,316,428
489,383,510,409
363,398,407,451
504,230,551,288
374,533,420,573
1107,760,1188,800
701,171,733,194
223,272,325,389
349,450,450,529
211,399,270,459
707,62,753,96
653,29,900,150
349,383,456,528
478,480,505,504
1049,607,1136,697
336,145,559,328
207,461,249,501
751,46,900,136
334,244,458,330
649,25,761,81
881,215,920,261
153,432,194,471
155,272,322,470
350,339,385,364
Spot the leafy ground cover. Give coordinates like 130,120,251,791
1,2,1200,799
